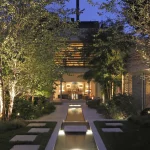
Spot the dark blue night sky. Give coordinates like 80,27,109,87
46,0,117,22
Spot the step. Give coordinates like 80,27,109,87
27,123,46,127
10,135,37,142
64,125,87,132
62,121,90,129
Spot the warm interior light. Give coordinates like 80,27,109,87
71,149,84,150
66,84,71,88
69,104,81,107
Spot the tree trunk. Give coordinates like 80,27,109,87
0,65,5,120
8,80,16,120
122,74,125,94
31,95,34,103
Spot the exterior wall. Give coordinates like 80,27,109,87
145,78,150,108
132,74,143,111
125,49,150,111
145,72,150,108
53,21,100,101
124,72,150,111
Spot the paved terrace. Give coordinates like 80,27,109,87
33,100,107,150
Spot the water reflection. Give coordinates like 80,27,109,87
54,132,97,150
54,106,97,150
66,108,85,121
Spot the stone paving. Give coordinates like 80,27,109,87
28,128,50,133
102,128,123,132
10,135,37,142
105,122,123,127
27,123,46,127
10,145,40,150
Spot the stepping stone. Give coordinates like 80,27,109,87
10,135,37,142
64,125,87,132
28,128,50,133
10,145,40,150
105,123,123,127
27,123,46,127
102,128,123,132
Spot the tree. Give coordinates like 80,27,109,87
95,0,150,66
0,0,76,119
81,20,134,100
122,0,150,66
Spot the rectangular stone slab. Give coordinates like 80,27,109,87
10,145,40,150
105,123,123,126
27,123,46,127
10,135,37,142
64,125,87,132
28,128,50,133
102,128,123,132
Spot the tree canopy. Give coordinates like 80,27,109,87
0,0,76,119
81,20,135,100
96,0,150,65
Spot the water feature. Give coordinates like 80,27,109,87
54,104,98,150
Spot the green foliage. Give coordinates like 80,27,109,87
11,98,35,120
86,99,102,108
98,0,150,66
97,94,137,119
86,99,101,108
82,20,134,99
123,0,150,36
0,0,76,119
97,103,110,118
34,96,56,116
110,94,137,117
42,102,56,114
11,96,56,119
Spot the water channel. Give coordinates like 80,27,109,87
54,104,98,150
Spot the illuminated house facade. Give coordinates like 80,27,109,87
53,21,101,100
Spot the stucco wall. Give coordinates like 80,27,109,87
132,74,143,111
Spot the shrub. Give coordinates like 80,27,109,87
111,94,137,117
42,102,56,114
11,97,35,120
11,96,56,120
10,119,27,128
97,104,110,118
86,98,101,108
97,94,137,119
128,115,150,127
106,94,137,119
140,108,150,116
0,119,27,133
